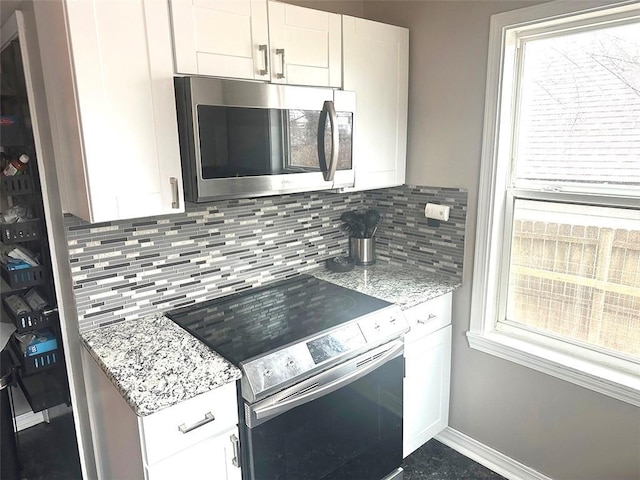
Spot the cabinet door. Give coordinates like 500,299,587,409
169,0,269,80
267,1,341,87
145,427,241,480
403,325,452,458
35,0,184,223
343,17,408,191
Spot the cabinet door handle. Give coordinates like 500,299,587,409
276,48,285,79
177,412,215,434
258,44,269,76
170,177,179,209
230,433,241,468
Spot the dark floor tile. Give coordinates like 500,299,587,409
16,414,503,480
16,413,82,480
402,439,506,480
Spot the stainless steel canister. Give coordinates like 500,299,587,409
349,237,376,266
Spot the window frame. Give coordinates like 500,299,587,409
468,0,640,407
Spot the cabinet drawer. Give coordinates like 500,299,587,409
403,292,452,343
145,426,241,480
141,382,238,465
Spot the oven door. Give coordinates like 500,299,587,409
241,341,404,480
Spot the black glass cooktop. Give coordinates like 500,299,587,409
166,274,391,365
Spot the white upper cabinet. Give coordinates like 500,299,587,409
266,1,341,87
169,0,342,87
342,16,408,191
170,0,269,81
33,0,184,223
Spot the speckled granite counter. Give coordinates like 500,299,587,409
81,263,458,417
311,262,461,309
80,314,242,417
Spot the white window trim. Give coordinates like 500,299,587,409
468,0,640,407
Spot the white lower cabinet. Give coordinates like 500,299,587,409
81,349,241,479
145,426,241,480
403,293,453,458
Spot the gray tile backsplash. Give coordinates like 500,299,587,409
65,185,466,332
366,186,467,277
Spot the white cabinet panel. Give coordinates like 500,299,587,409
403,324,452,458
81,349,145,480
170,0,269,80
34,0,184,223
267,1,341,87
146,427,241,480
169,0,341,86
403,293,452,458
342,16,408,191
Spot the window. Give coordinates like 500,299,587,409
469,0,640,406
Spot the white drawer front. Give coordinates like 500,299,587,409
141,382,238,465
145,426,241,480
403,292,452,343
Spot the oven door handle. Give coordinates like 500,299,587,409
251,340,403,422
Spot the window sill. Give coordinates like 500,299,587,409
466,330,640,407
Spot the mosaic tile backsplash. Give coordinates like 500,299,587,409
65,185,467,332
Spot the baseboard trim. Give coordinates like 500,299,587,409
15,409,48,432
435,427,553,480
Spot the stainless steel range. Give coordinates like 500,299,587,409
167,274,409,480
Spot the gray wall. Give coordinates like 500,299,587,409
286,0,640,478
360,1,640,479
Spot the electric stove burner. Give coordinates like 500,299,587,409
167,274,409,402
168,275,389,364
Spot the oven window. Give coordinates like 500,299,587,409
197,105,352,179
244,355,403,480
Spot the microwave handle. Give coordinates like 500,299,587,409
317,100,339,182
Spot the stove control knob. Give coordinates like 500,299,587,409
263,368,272,378
286,357,295,368
390,316,397,325
374,322,381,331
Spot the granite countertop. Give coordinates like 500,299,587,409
80,314,242,417
311,262,461,310
81,263,459,417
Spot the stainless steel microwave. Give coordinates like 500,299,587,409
174,77,356,202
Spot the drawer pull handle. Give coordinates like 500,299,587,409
178,412,215,434
417,313,437,325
